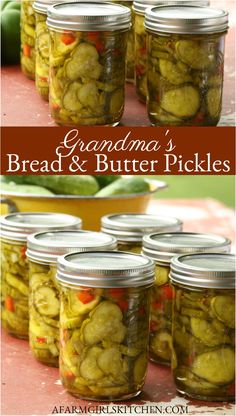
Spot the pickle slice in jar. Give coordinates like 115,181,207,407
211,296,235,329
191,347,235,385
134,352,147,384
81,301,126,346
62,82,83,112
53,31,78,57
190,317,231,347
155,265,169,286
160,85,200,118
175,40,215,70
5,273,29,296
206,87,222,119
68,290,100,315
65,43,102,81
33,286,59,317
97,347,125,379
159,59,192,85
80,346,104,381
175,366,221,392
151,330,172,361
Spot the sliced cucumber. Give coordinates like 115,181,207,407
68,291,100,315
33,286,59,317
5,273,29,296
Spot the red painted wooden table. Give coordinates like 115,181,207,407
1,198,235,416
1,0,235,127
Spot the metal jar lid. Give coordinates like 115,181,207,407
33,0,59,15
47,2,131,31
133,0,209,15
27,230,117,263
145,6,229,34
170,253,235,289
0,212,82,243
142,232,231,265
101,213,182,242
57,251,155,288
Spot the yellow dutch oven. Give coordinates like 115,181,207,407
1,179,167,230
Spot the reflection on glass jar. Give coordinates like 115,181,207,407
142,232,231,365
145,5,228,126
56,251,154,400
20,0,36,79
170,253,235,401
0,213,82,339
27,230,116,366
101,213,182,255
46,2,131,126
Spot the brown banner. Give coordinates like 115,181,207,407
1,126,235,175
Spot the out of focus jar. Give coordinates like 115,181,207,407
46,2,131,126
27,230,117,366
20,0,36,79
56,251,155,400
142,232,231,365
101,213,182,253
111,1,134,81
145,5,228,125
133,0,210,102
0,213,82,339
33,0,52,100
170,253,235,402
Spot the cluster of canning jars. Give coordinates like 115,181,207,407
1,211,235,402
20,1,229,126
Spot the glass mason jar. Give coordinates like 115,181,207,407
111,1,134,81
142,232,231,365
33,0,51,100
46,2,131,126
0,213,82,339
145,5,228,126
27,230,117,367
56,251,155,400
170,253,235,402
20,0,36,79
101,213,182,254
133,0,210,102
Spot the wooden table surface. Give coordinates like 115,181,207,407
1,0,235,127
1,198,235,416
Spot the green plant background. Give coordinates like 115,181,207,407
149,176,235,208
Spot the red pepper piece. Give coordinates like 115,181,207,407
227,382,235,396
118,299,129,311
78,290,95,304
151,301,164,311
87,32,104,53
5,296,15,312
139,46,146,54
138,306,145,316
64,370,75,380
38,76,48,82
193,111,204,124
23,44,31,57
159,284,174,300
36,336,47,344
20,246,27,259
52,103,61,111
108,288,125,299
61,32,76,45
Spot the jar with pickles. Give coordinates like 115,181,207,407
133,0,210,102
27,230,117,366
101,213,182,253
142,232,231,365
20,0,36,79
33,0,53,100
0,212,82,339
56,251,155,400
46,2,131,126
145,5,229,125
111,1,135,81
170,253,235,401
